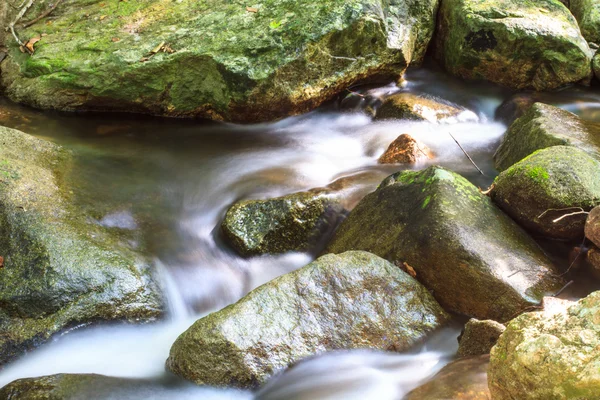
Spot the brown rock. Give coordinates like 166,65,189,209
585,206,600,248
458,319,506,357
375,93,476,123
587,245,600,280
378,134,433,164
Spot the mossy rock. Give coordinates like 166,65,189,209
0,0,440,122
221,189,345,257
435,0,593,90
0,126,163,366
594,53,600,81
457,319,506,357
570,0,600,43
489,291,600,399
494,103,600,172
492,146,600,241
166,251,450,388
374,92,476,123
325,166,564,322
406,355,490,400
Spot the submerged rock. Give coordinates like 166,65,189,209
570,0,600,43
166,251,449,388
406,355,490,400
326,166,564,321
378,134,433,164
435,0,593,90
0,0,440,122
374,93,475,123
585,206,600,247
494,103,600,172
489,291,600,399
221,190,345,257
0,126,163,365
494,93,539,125
492,146,600,241
458,319,506,357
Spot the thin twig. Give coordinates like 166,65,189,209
559,236,588,277
538,207,587,221
551,280,574,297
448,132,486,176
20,0,63,28
8,0,34,49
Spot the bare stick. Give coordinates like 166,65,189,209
538,207,587,221
8,0,34,48
448,132,486,176
20,0,63,28
552,211,589,223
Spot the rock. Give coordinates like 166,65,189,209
0,126,163,365
594,53,600,80
325,166,564,321
166,251,450,388
489,291,600,399
374,93,476,123
587,207,600,248
378,134,434,164
491,146,600,241
494,103,600,172
221,190,345,257
494,93,539,125
405,355,490,400
586,245,600,280
435,0,593,90
570,0,600,43
457,319,506,357
0,0,440,123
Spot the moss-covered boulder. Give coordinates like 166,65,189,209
492,146,600,241
221,190,345,257
374,93,476,123
458,319,506,357
406,355,490,400
494,103,600,172
325,166,564,321
435,0,593,90
489,291,600,399
570,0,600,43
0,0,440,122
166,251,450,388
0,126,163,365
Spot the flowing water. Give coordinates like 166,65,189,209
0,66,599,399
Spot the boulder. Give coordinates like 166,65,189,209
595,53,600,80
435,0,593,90
325,166,564,321
570,0,600,43
457,319,506,357
0,0,440,122
489,291,600,399
374,93,476,123
494,103,600,172
378,134,433,164
587,246,600,279
166,251,450,388
494,93,539,125
0,126,163,365
491,146,600,241
221,190,345,257
587,206,600,248
405,355,490,400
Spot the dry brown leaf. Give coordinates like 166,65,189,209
100,15,107,20
25,36,41,53
19,46,25,53
0,256,4,268
111,37,121,42
402,262,417,278
100,2,106,6
246,6,258,12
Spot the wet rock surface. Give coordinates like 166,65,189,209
374,93,475,123
326,166,564,321
458,319,506,357
378,134,433,164
492,146,600,241
166,251,449,388
585,206,600,248
435,0,593,90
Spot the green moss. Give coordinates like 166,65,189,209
527,166,549,183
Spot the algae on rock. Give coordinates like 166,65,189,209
570,0,600,43
0,126,163,366
166,251,449,388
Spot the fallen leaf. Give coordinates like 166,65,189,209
100,15,107,20
139,56,150,62
246,6,258,13
0,256,3,268
162,44,175,54
111,37,121,42
151,41,165,54
19,46,25,53
402,262,417,278
100,2,106,6
25,36,41,53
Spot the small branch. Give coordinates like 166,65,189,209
551,280,574,297
20,0,63,29
448,132,486,176
537,207,588,222
8,0,35,49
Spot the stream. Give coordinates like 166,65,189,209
0,66,599,399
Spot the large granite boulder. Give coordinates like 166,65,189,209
0,126,163,365
435,0,593,90
166,251,449,388
325,166,564,321
0,0,440,122
221,190,345,257
492,146,600,241
494,103,600,172
489,291,600,399
570,0,600,43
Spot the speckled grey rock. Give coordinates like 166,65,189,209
489,291,600,399
458,319,506,357
166,251,450,388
